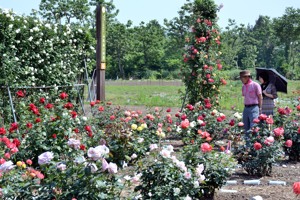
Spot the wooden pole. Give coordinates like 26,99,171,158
96,4,106,101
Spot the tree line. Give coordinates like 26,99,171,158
10,0,300,80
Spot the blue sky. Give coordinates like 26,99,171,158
1,0,300,29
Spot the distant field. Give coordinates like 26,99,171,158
87,79,300,112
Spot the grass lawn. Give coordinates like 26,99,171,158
86,80,300,113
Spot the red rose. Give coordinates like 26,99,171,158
110,115,116,120
166,108,171,112
85,126,92,133
96,100,101,104
64,102,73,109
98,106,104,112
35,118,41,123
181,114,187,120
220,146,225,151
52,134,57,139
285,140,293,148
0,127,6,135
9,123,18,132
293,182,300,195
90,101,96,107
12,138,21,147
45,103,54,109
216,117,223,122
229,119,235,126
298,127,300,134
217,63,222,70
254,142,262,150
16,90,25,97
273,127,284,137
71,111,77,118
296,105,300,111
80,144,86,151
201,143,212,153
39,97,45,104
277,107,286,115
59,92,68,99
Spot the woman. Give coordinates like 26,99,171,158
258,72,278,116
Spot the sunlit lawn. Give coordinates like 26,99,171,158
87,80,300,112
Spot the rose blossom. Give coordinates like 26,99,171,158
266,117,274,124
102,158,108,171
87,145,109,161
56,163,67,171
238,122,244,127
107,162,118,174
254,142,262,150
0,161,15,173
180,119,190,129
264,136,274,146
149,144,158,151
293,182,300,195
38,152,54,165
285,140,293,148
201,143,212,153
67,138,81,149
273,127,284,137
184,171,192,179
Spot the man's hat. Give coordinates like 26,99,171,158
240,70,251,77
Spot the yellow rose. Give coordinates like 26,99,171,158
137,126,143,131
22,164,27,168
17,161,23,167
141,123,147,129
131,124,137,130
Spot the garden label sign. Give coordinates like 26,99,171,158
96,4,106,101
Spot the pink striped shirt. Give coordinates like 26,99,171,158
242,79,262,105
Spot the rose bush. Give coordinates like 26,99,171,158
134,142,236,199
234,114,284,176
274,97,300,161
90,103,172,166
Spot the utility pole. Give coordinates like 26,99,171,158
96,4,106,101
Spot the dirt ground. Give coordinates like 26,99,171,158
214,161,300,200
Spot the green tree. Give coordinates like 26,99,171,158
39,0,90,24
273,7,300,79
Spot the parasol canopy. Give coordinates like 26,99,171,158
255,67,288,93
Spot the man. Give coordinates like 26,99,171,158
240,70,262,138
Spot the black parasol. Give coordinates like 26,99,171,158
255,67,288,93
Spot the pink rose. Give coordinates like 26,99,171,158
266,117,274,124
238,122,244,127
273,127,284,137
285,140,293,148
181,119,190,129
201,143,212,153
264,136,274,146
253,118,260,124
107,162,118,174
254,142,262,150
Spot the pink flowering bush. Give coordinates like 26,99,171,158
274,99,300,161
234,114,284,176
174,100,239,145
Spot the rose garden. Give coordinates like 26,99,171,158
1,0,300,199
